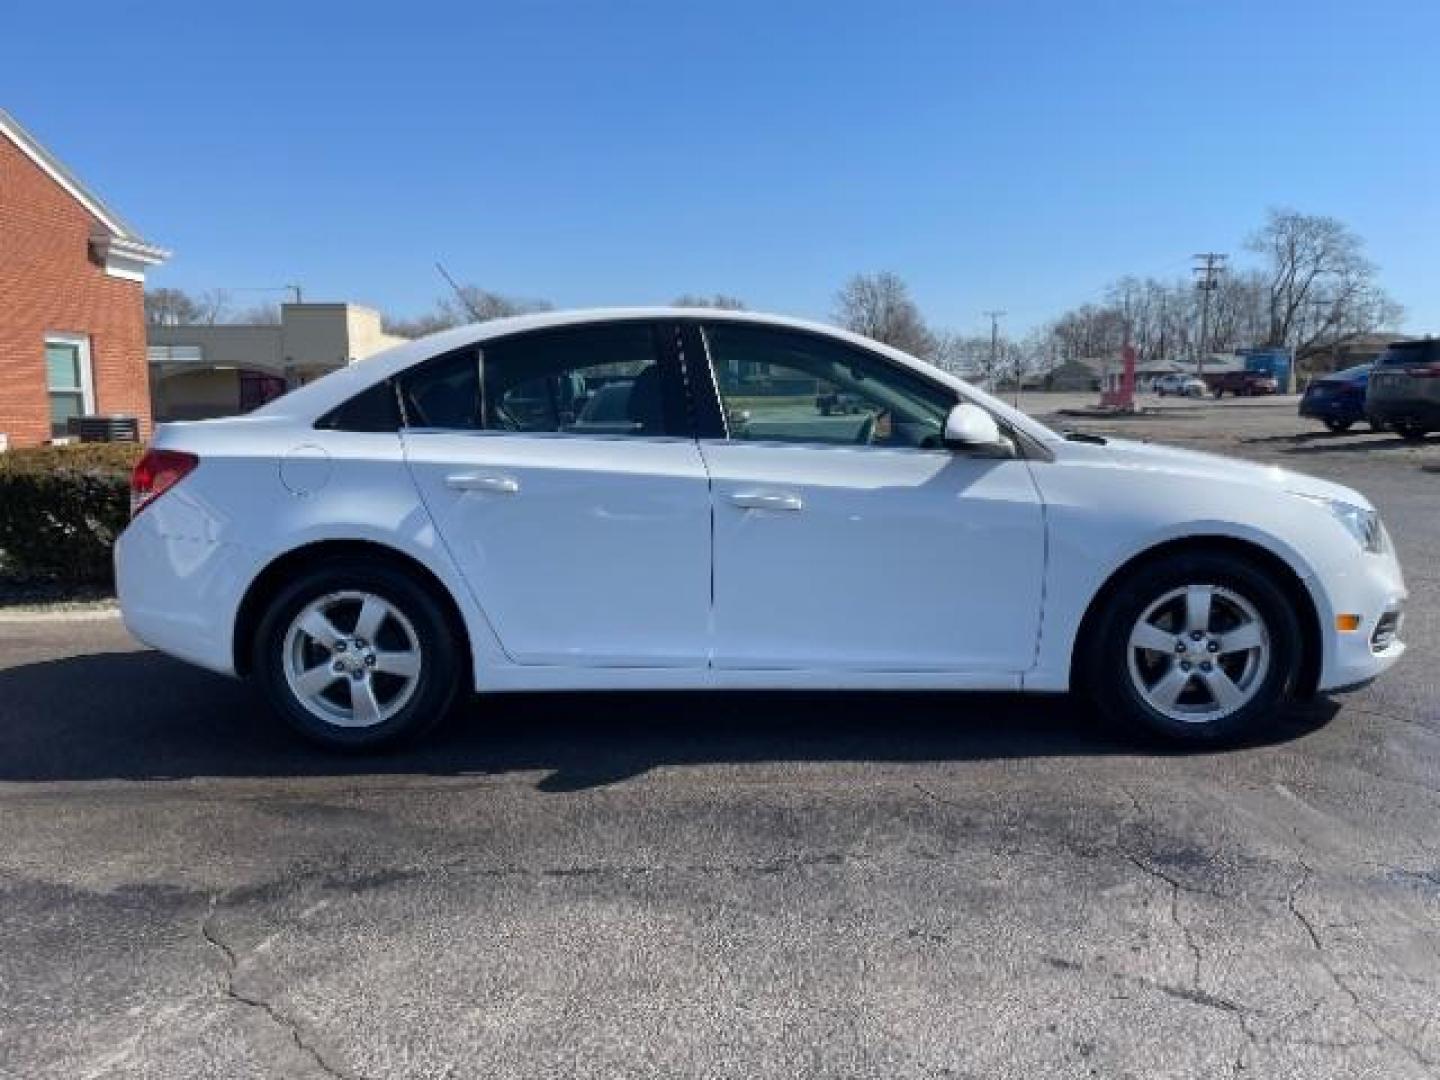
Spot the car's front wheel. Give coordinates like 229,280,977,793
253,558,461,750
1323,418,1353,433
1082,552,1302,745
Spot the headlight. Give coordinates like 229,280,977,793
1290,493,1386,553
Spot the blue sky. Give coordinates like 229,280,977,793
6,1,1437,336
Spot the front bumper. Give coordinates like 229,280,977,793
1298,397,1364,422
1312,544,1407,693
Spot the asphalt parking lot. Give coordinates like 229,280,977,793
1,395,1437,1079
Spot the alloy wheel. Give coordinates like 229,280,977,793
1125,584,1269,724
282,590,423,728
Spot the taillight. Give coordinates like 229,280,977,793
130,448,199,517
1411,363,1440,378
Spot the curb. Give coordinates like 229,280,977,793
0,604,121,624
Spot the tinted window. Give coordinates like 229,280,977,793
1379,341,1439,367
482,324,673,436
400,348,481,429
704,323,953,448
317,379,402,432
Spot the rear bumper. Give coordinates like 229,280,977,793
1366,398,1440,427
115,503,259,677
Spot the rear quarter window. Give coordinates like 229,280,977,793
315,379,402,432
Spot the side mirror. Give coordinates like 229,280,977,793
943,402,1009,455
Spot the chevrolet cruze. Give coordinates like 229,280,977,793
116,309,1407,750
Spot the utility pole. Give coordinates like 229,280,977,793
983,310,1007,398
1192,253,1227,377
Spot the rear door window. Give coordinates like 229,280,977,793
398,322,689,436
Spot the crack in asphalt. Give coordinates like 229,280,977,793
200,895,367,1080
1121,852,1206,990
1117,786,1260,1077
1286,863,1439,1073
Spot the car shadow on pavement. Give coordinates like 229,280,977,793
1241,431,1426,454
0,650,1338,788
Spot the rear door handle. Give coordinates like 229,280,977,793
445,473,520,494
729,491,803,512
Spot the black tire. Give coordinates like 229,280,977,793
1081,551,1303,746
252,557,462,751
1323,418,1353,433
1396,423,1429,442
1212,389,1224,399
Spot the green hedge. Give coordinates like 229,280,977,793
0,444,143,586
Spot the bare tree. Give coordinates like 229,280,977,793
232,301,282,325
384,287,553,337
1040,211,1403,378
440,286,552,326
145,288,199,326
144,287,230,326
1247,208,1402,351
672,293,746,310
833,272,934,356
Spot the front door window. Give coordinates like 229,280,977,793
704,323,952,449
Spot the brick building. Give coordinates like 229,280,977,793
0,108,168,449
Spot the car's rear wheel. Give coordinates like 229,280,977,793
1323,418,1353,433
1083,552,1302,745
1396,422,1430,442
253,558,461,750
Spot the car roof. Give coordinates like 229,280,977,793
250,306,1059,443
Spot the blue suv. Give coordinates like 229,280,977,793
1299,363,1372,432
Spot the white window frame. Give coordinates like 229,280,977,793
44,332,96,435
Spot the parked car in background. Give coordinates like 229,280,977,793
1206,370,1279,398
1153,373,1207,398
1366,338,1440,441
568,380,645,435
116,309,1407,753
1299,364,1373,433
816,389,866,415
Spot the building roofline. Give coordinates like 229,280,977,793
0,107,168,259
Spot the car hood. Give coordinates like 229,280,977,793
1095,437,1371,508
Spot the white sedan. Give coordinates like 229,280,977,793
116,309,1407,750
1153,373,1208,397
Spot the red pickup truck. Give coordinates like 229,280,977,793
1204,370,1279,398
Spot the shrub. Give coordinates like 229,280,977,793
0,444,143,586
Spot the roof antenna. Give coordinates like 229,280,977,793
435,261,481,321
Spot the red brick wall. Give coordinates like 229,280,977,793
0,134,151,448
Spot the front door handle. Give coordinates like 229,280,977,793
729,490,803,512
445,473,520,494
